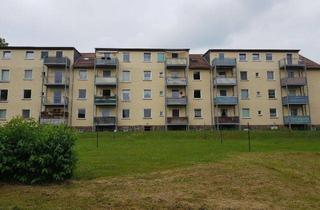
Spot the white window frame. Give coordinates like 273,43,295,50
241,89,249,100
194,109,202,118
122,70,131,82
1,69,9,82
270,108,277,118
143,89,152,99
252,53,260,61
194,89,201,99
143,52,151,62
143,70,152,81
240,71,248,80
78,89,87,99
267,71,274,80
0,109,6,120
266,53,273,61
25,51,34,60
24,69,33,80
193,71,201,80
241,108,250,119
143,108,152,118
122,89,131,101
239,53,247,61
2,51,11,59
268,89,276,99
77,108,86,119
122,109,130,119
22,109,31,119
79,69,88,80
123,52,130,62
23,89,32,99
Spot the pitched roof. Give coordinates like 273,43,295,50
299,55,320,69
74,53,95,68
95,48,189,52
189,54,210,70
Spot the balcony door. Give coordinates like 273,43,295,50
103,70,111,78
101,108,111,117
54,71,63,84
102,89,111,97
287,54,293,64
53,90,62,104
172,89,179,98
172,109,179,117
221,108,228,117
218,71,226,78
291,108,298,116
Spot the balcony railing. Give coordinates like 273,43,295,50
166,58,188,68
283,116,310,124
95,77,117,86
212,58,236,67
41,110,68,118
44,57,70,67
215,116,239,124
282,96,308,105
167,117,188,125
214,77,237,86
43,98,68,106
40,118,66,125
94,95,117,105
214,96,238,105
166,77,187,86
44,76,70,86
279,58,305,69
280,77,307,86
94,116,116,125
95,58,118,67
166,97,187,105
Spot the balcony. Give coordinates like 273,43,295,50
94,95,117,105
166,77,187,86
43,98,68,106
95,77,117,86
43,57,70,67
44,76,69,87
214,96,238,105
95,57,118,68
40,118,66,125
167,117,188,125
166,97,187,106
283,116,310,125
279,58,305,69
94,116,116,125
166,58,188,69
214,77,237,86
215,116,239,124
212,58,236,67
280,77,307,86
282,96,308,105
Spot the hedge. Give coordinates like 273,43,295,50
0,117,77,184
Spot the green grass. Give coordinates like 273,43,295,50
74,130,320,179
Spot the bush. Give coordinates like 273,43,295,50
0,117,77,184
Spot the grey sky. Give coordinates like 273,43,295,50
1,0,319,62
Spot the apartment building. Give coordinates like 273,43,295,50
1,46,320,131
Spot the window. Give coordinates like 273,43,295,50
1,69,9,81
193,71,200,80
266,53,273,61
241,89,249,100
56,51,63,58
218,71,226,77
0,89,8,101
102,89,111,97
79,69,87,80
242,108,250,118
143,53,151,62
218,53,225,59
2,51,11,59
172,109,179,117
252,53,260,61
255,72,260,78
288,71,295,78
270,108,277,118
122,89,130,101
143,71,152,80
240,71,248,80
219,89,227,96
291,108,298,116
24,70,32,80
160,111,164,117
103,70,111,78
256,91,261,97
288,89,296,96
143,108,151,118
23,89,32,99
194,109,202,118
143,89,152,99
22,109,30,119
239,53,247,61
25,51,34,59
122,109,130,119
194,90,201,99
122,71,130,82
220,108,227,117
123,52,130,62
0,109,6,119
268,89,276,99
157,53,165,62
267,71,274,80
78,109,86,119
171,70,179,78
159,72,164,78
172,53,178,58
41,51,48,59
159,90,164,97
104,52,112,59
78,89,86,99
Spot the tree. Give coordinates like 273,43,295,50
0,37,8,47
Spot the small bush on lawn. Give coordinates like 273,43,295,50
0,117,77,184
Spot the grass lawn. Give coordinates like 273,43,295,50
1,131,320,209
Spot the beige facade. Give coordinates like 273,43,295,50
1,47,320,130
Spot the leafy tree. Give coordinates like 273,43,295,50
0,37,8,47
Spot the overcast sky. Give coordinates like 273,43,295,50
1,0,320,62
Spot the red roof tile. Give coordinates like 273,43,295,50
74,53,95,68
299,55,320,69
189,54,210,70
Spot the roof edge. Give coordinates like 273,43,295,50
95,48,190,52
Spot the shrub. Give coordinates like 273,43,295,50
0,117,77,184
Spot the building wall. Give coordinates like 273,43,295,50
307,70,320,126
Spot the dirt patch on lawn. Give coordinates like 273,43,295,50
1,153,320,210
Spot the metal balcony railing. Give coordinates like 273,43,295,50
166,77,187,86
40,118,66,125
94,95,117,105
166,117,188,125
279,58,305,69
166,58,188,68
283,116,310,124
280,77,307,86
94,116,116,125
215,116,239,124
214,77,237,86
43,97,68,106
166,97,187,105
44,76,70,86
95,77,117,86
282,96,308,105
214,96,238,105
212,58,236,67
95,57,118,67
43,57,70,67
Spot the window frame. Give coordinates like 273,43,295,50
122,109,130,119
266,53,273,61
24,69,33,80
23,89,32,99
123,52,130,62
1,69,10,81
25,51,34,60
269,108,277,118
77,108,86,119
143,70,152,81
78,69,88,80
193,89,201,99
193,71,201,80
239,53,247,61
143,89,152,99
240,71,248,80
122,89,131,101
143,52,151,62
252,53,260,61
122,70,131,82
0,89,8,101
268,89,276,99
157,52,165,62
241,89,249,100
267,71,274,80
2,51,11,59
194,109,202,118
241,108,250,119
22,109,31,119
0,109,6,120
78,89,87,99
143,108,152,119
